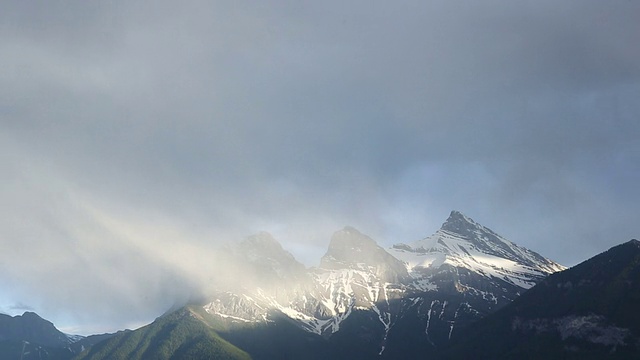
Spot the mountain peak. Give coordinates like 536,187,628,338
320,227,378,267
340,225,361,234
391,211,565,289
0,311,71,348
438,211,517,255
332,226,375,245
441,210,479,233
236,232,306,281
238,232,296,262
242,231,281,248
320,227,408,282
448,210,468,219
444,239,640,358
625,239,640,247
20,311,44,319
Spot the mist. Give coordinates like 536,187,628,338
1,0,638,334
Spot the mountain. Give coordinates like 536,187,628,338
75,306,250,360
0,311,115,360
390,210,564,288
236,232,308,284
13,213,638,359
320,226,409,283
442,239,640,359
198,211,564,359
0,311,73,348
377,211,565,358
389,210,564,305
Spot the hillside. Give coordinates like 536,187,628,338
442,239,640,359
75,306,250,360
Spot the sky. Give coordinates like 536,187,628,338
1,1,639,335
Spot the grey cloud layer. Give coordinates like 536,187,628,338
1,0,638,333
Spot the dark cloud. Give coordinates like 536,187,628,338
8,302,34,312
1,0,638,333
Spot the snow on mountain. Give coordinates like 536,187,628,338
205,228,404,338
390,211,566,290
202,211,566,356
443,239,640,359
306,227,407,337
65,333,85,344
320,226,408,283
237,232,307,278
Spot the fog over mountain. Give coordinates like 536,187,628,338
1,1,638,334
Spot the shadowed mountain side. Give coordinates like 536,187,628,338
0,312,70,348
441,239,640,360
199,291,499,359
203,300,421,359
211,311,333,360
0,312,121,360
0,341,74,360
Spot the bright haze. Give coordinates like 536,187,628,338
1,1,638,335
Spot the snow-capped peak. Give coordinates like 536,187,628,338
204,212,566,355
231,232,308,287
390,211,565,289
320,226,408,283
239,232,296,262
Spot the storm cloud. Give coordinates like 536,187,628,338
1,0,638,334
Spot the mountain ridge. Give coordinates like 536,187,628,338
75,306,250,360
2,210,575,359
442,238,640,359
0,311,119,360
199,210,565,358
390,210,565,292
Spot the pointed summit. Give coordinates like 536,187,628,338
319,227,383,269
625,238,640,248
440,210,501,249
323,226,378,256
441,210,479,233
320,227,408,282
391,211,565,289
240,232,290,258
438,211,563,273
236,232,306,281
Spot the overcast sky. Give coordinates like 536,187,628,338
1,1,638,334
